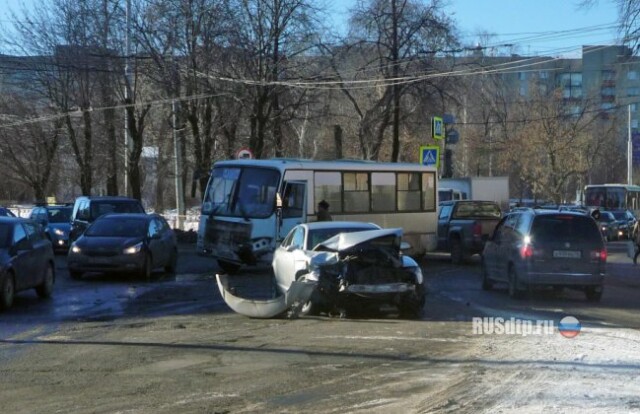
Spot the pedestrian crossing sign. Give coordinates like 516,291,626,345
420,145,440,168
432,116,444,140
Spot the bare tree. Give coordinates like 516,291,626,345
1,0,128,196
0,97,63,200
323,0,457,161
227,0,320,158
498,88,603,203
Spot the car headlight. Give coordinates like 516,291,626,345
54,228,65,236
123,242,143,255
71,244,81,254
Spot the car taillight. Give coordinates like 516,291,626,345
590,249,607,262
520,244,533,259
473,223,482,236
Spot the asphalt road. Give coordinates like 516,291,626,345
1,242,639,413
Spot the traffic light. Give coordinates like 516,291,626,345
444,149,453,178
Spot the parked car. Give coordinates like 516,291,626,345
437,200,502,264
69,196,146,242
0,207,16,217
481,209,606,301
596,211,620,241
29,204,73,252
608,210,636,240
0,217,55,310
67,213,177,280
217,221,425,319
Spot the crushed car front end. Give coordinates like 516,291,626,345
292,229,425,317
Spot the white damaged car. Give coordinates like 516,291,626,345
216,221,426,319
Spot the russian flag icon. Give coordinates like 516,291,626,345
559,316,581,338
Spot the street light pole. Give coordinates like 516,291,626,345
629,104,633,185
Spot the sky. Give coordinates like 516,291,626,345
1,0,622,58
330,0,620,57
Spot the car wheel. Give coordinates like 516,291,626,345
141,254,153,281
508,266,524,299
481,260,493,291
585,285,603,302
165,248,178,274
218,260,241,275
299,291,322,316
450,238,464,265
69,270,83,280
36,263,54,299
0,272,15,310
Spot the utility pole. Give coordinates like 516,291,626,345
123,0,131,196
173,100,185,230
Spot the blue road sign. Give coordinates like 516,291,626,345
432,116,444,140
420,145,440,168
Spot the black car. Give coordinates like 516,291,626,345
69,196,146,242
0,217,55,310
67,213,177,280
30,204,73,252
608,210,636,240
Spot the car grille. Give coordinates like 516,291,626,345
85,248,120,257
206,220,251,247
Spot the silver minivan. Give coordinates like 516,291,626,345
481,209,606,301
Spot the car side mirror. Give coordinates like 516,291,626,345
150,233,161,240
286,245,297,252
400,241,412,251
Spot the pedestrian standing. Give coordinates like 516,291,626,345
316,200,333,222
633,220,640,265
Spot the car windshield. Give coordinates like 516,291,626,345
90,201,145,220
599,213,615,223
531,215,601,243
85,218,147,238
47,207,72,223
610,211,628,220
307,226,378,250
0,223,10,248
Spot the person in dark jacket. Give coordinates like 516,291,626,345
316,200,332,222
633,220,640,265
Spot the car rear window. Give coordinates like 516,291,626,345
531,215,601,242
453,202,501,219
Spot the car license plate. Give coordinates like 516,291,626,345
553,250,581,259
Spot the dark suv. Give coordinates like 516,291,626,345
481,209,606,301
69,196,146,242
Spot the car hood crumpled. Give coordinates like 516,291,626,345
314,228,403,252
